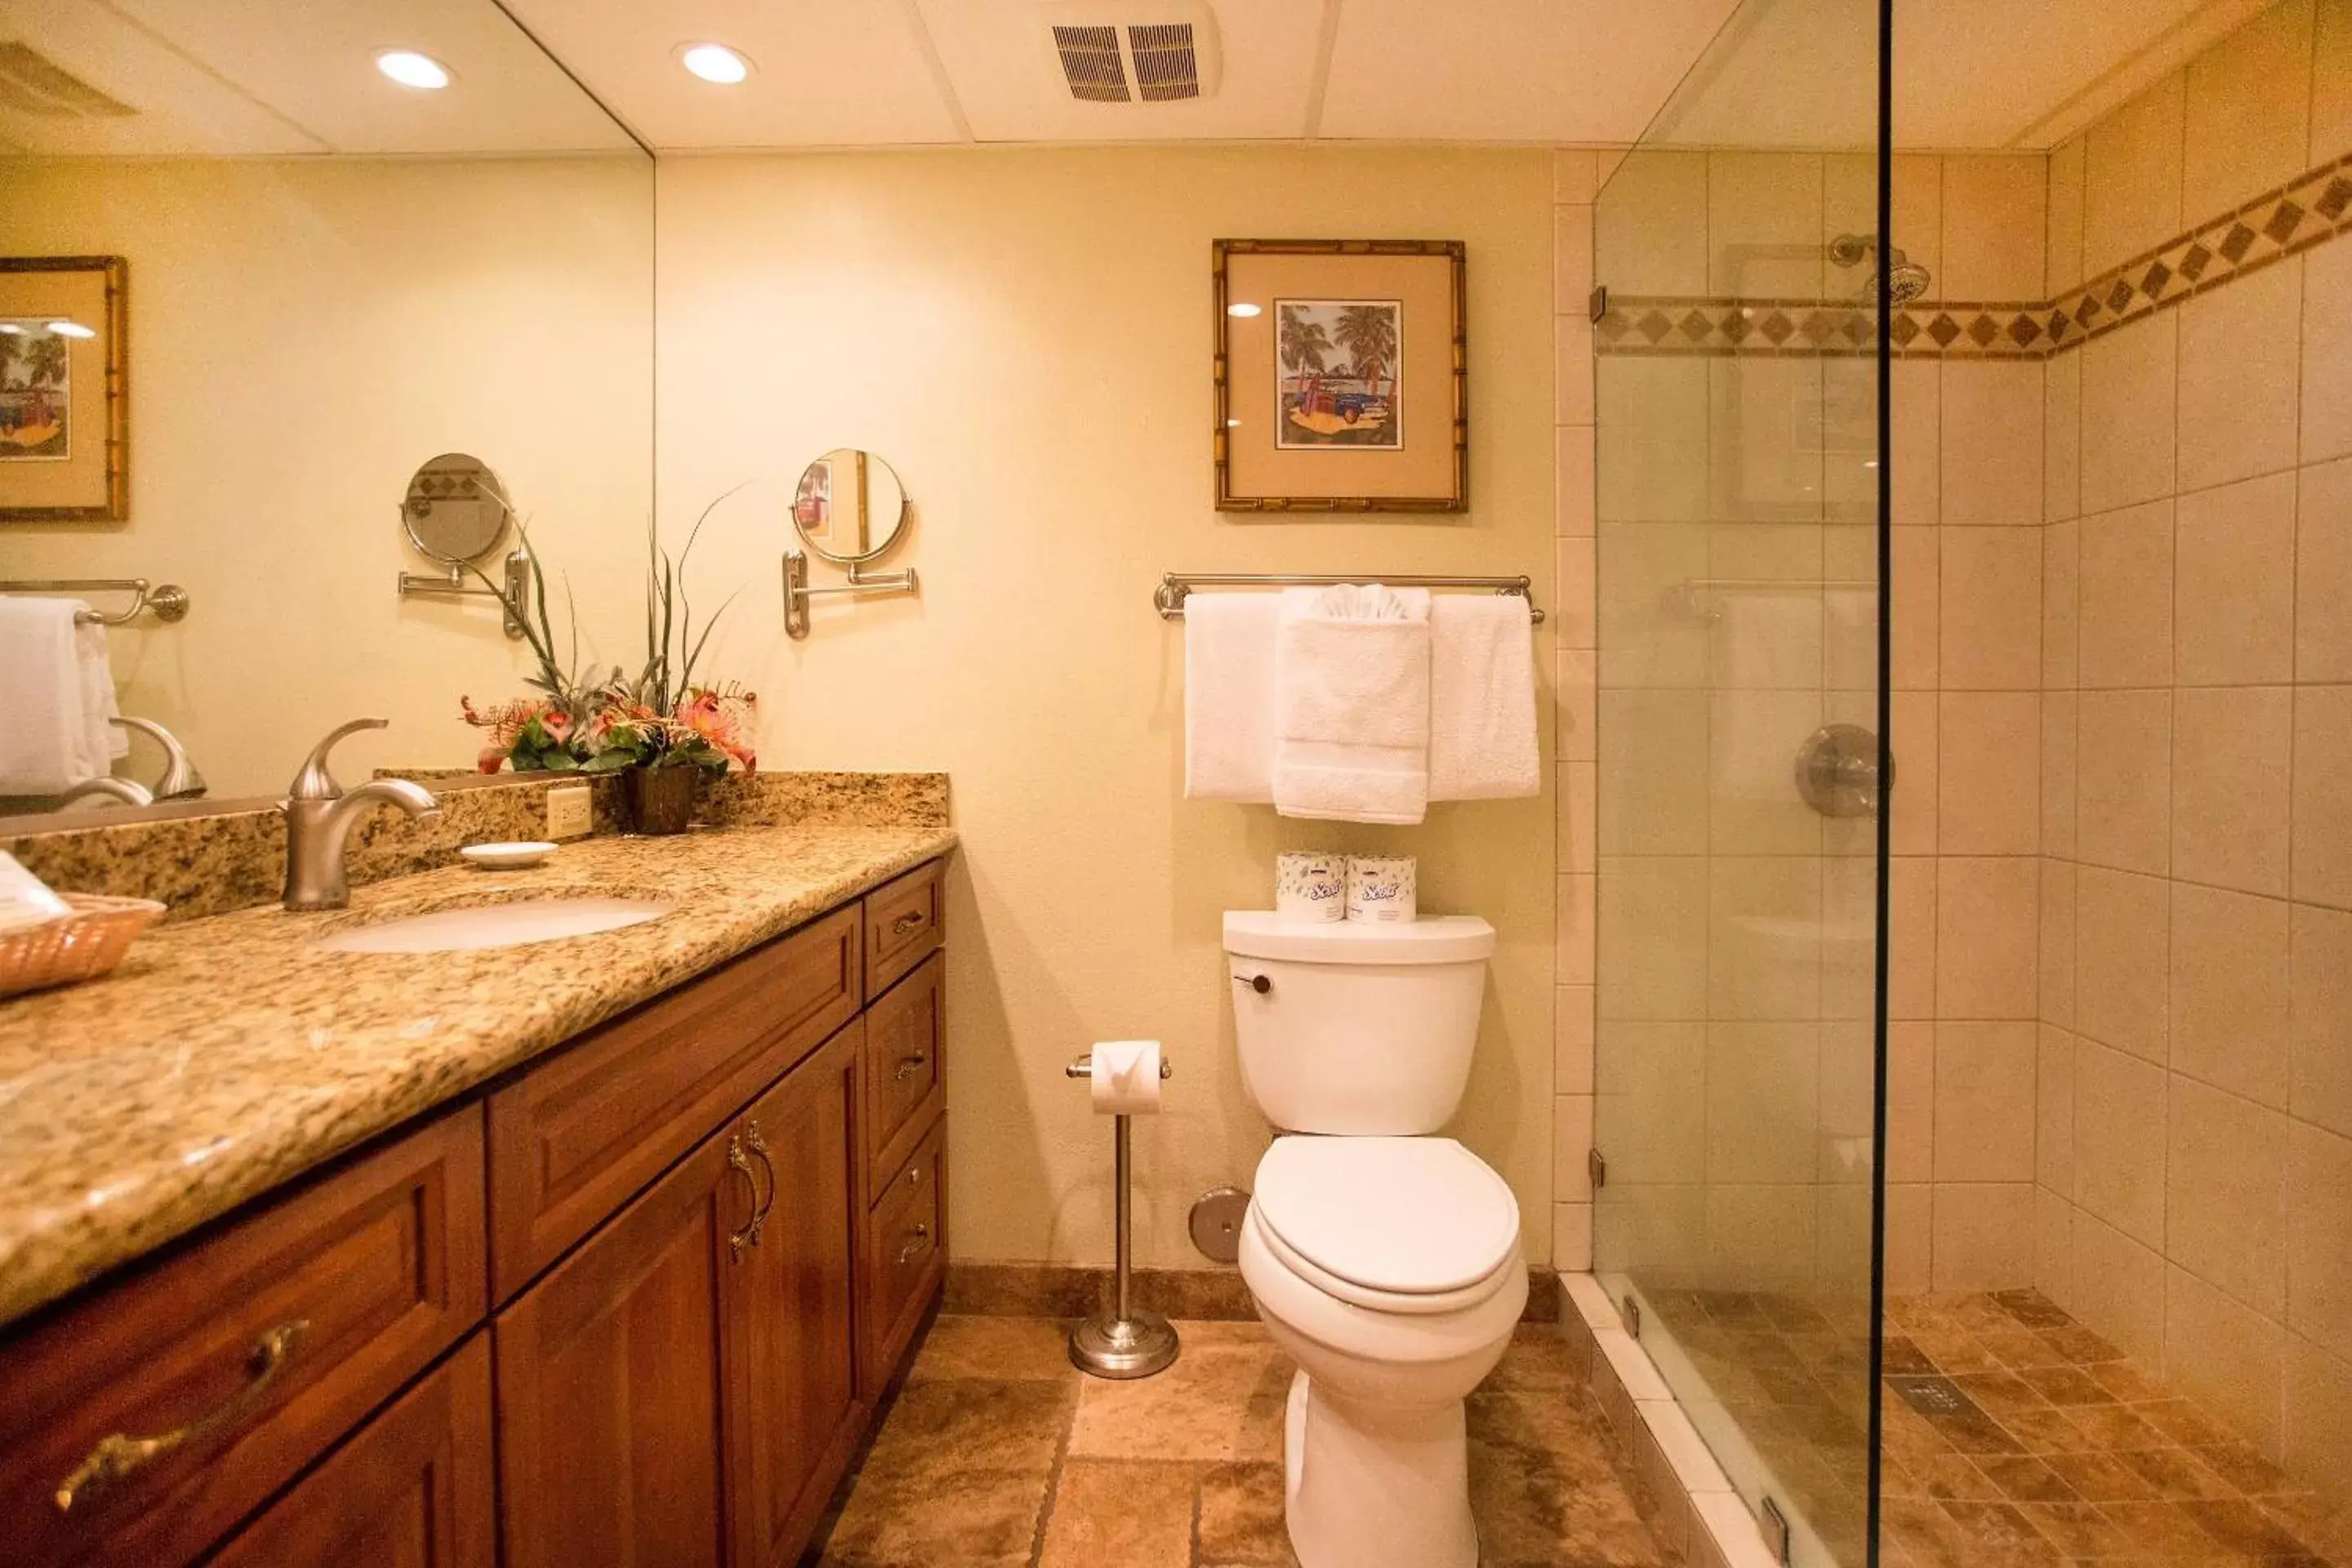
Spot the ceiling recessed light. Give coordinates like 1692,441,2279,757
375,50,452,90
1226,302,1262,318
679,42,752,84
46,319,96,339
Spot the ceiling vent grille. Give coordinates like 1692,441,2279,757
0,42,137,119
1127,24,1200,101
1040,4,1222,105
1052,24,1131,103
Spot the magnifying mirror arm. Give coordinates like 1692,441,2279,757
782,551,919,640
396,548,529,639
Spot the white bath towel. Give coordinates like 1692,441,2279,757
1427,595,1539,800
1183,592,1279,802
1272,584,1432,824
0,599,103,795
74,617,127,780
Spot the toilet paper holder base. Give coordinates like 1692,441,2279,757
1065,1051,1181,1380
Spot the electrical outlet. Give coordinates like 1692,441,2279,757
546,781,591,840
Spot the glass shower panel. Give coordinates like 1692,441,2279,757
1590,2,1886,1564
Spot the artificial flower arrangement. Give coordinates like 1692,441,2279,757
460,489,756,832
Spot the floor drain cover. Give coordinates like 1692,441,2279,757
1887,1375,1968,1416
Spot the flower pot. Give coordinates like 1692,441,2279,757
625,765,699,835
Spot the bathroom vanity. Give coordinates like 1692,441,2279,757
0,833,951,1568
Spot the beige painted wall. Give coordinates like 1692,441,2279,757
0,156,653,798
653,145,1559,1269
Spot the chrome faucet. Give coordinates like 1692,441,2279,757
113,715,207,800
56,775,155,809
282,718,440,911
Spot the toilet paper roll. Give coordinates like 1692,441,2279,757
1274,852,1347,924
1346,855,1418,924
1090,1040,1164,1115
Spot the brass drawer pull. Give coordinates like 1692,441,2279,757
889,910,926,937
746,1120,776,1247
895,1223,932,1267
726,1133,760,1262
56,1320,310,1513
893,1051,929,1082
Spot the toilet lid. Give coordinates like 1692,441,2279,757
1252,1137,1519,1297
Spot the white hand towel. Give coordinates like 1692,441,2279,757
1427,595,1539,800
0,598,99,794
1183,592,1280,802
74,617,127,780
1272,584,1432,824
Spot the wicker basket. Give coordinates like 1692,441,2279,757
0,893,167,1000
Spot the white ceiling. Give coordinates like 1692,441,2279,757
0,0,2277,158
0,0,635,156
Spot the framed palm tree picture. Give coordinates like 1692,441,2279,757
0,256,128,523
1213,239,1465,512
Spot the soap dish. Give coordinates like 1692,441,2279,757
461,841,559,871
0,893,167,999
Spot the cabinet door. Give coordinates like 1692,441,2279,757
207,1334,493,1568
494,1115,760,1568
728,1025,862,1568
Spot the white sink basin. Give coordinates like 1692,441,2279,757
315,898,673,954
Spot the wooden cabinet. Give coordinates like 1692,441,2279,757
863,859,943,1000
727,1026,862,1568
0,1105,485,1568
208,1334,495,1568
0,855,947,1568
486,902,862,1300
861,951,943,1206
492,1100,753,1568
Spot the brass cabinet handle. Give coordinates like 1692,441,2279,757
56,1320,310,1513
889,910,925,937
895,1223,932,1267
745,1120,776,1248
724,1128,771,1259
893,1051,929,1082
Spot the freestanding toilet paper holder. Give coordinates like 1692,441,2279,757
1065,1049,1181,1379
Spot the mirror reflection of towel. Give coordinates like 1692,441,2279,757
0,600,123,795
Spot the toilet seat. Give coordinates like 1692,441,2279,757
1251,1137,1520,1316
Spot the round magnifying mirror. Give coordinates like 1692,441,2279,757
791,448,907,564
401,452,511,564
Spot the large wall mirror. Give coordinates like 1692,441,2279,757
0,0,653,813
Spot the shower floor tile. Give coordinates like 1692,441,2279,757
1879,1290,2350,1567
807,1315,1668,1567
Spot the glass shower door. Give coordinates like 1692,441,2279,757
1588,2,1889,1563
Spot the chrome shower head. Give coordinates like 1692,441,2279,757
1828,233,1931,305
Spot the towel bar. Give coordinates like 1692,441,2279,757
0,578,189,626
1154,571,1542,622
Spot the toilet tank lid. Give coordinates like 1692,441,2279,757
1223,911,1495,964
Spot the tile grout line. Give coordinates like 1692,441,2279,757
1026,1370,1084,1568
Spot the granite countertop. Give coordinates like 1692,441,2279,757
0,822,956,1330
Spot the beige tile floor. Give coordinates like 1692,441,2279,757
807,1316,1667,1568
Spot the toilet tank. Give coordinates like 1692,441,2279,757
1222,911,1496,1134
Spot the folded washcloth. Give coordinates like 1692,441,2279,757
1272,583,1432,824
1183,592,1280,803
1427,594,1539,800
0,598,101,795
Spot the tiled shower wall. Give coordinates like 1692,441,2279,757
2029,0,2352,1494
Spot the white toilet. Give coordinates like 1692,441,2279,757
1223,911,1525,1568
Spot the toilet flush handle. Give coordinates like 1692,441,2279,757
1234,973,1272,996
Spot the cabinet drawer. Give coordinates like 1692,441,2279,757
208,1334,494,1568
488,902,862,1299
864,859,944,1001
861,1116,946,1391
862,951,943,1205
0,1105,487,1568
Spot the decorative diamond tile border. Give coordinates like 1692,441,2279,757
1596,150,2352,361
